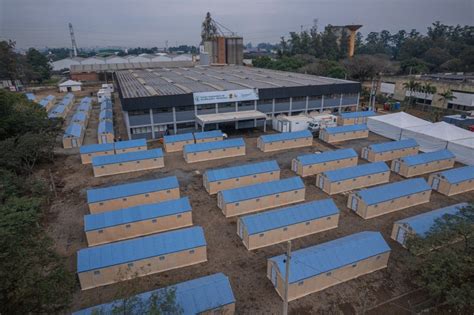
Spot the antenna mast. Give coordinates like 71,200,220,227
68,23,78,57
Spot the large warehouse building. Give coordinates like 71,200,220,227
115,66,361,139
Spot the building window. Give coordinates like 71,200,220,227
327,216,331,220
352,263,357,268
276,194,280,198
152,219,157,223
298,281,304,286
259,233,264,237
376,255,381,260
189,249,195,254
167,190,171,193
283,227,288,231
159,256,165,260
217,181,221,185
101,166,104,169
145,193,149,197
235,202,239,206
122,198,127,201
236,178,239,182
136,161,140,164
374,204,378,208
98,229,103,234
306,221,310,225
99,202,104,206
94,270,101,275
326,272,332,276
256,198,260,202
253,175,257,178
125,224,131,228
128,263,134,267
177,214,182,218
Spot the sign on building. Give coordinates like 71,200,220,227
193,89,259,105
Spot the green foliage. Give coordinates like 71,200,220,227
0,40,18,80
253,55,308,71
26,48,52,82
405,203,474,312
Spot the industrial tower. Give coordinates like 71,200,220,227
68,23,78,57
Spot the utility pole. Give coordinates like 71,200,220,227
282,241,291,315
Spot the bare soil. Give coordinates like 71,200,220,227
44,129,474,315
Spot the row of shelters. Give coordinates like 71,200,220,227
98,98,114,143
80,138,147,163
163,130,224,152
63,97,92,148
48,93,75,119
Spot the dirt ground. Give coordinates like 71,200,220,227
44,127,474,314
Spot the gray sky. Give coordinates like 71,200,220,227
1,0,473,49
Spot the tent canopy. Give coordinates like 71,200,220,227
447,138,474,165
367,112,432,140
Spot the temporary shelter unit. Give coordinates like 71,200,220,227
316,162,390,195
391,203,467,247
390,149,456,178
73,273,235,315
183,138,245,163
62,123,84,149
25,93,36,102
99,109,113,121
77,226,207,290
367,112,432,140
87,176,179,213
203,160,280,195
337,111,376,126
428,166,474,196
84,197,193,246
447,138,474,166
71,111,88,126
92,148,164,177
59,79,82,92
267,231,390,301
61,93,75,109
218,177,305,218
257,130,313,153
38,95,56,111
401,122,474,152
80,143,115,164
361,139,419,162
98,120,114,144
77,98,92,115
114,138,147,154
163,133,195,152
238,199,340,250
319,124,369,143
48,104,68,119
100,99,112,111
193,130,224,143
347,178,432,219
292,148,358,177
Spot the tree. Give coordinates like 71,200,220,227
405,203,474,312
0,40,17,80
438,89,456,108
420,82,437,106
342,54,398,81
403,79,421,107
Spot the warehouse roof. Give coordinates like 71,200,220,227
77,226,205,272
184,138,245,154
259,130,312,143
70,60,194,73
436,166,474,183
73,273,235,315
339,110,376,119
296,148,357,166
368,139,418,153
193,130,223,140
87,176,179,203
72,111,87,122
114,138,147,150
98,120,113,134
80,142,115,154
84,197,191,231
396,203,467,236
206,160,279,182
356,178,431,205
269,231,390,283
322,161,389,182
92,148,163,166
399,149,455,166
164,132,194,143
64,123,83,138
324,124,368,134
220,177,304,203
241,199,339,235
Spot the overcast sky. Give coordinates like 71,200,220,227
0,0,472,49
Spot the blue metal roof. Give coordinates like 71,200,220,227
87,176,179,203
92,148,163,166
322,162,389,182
437,166,474,184
61,94,74,107
396,203,467,236
205,160,279,182
220,177,304,203
99,109,113,120
259,130,312,143
369,139,418,153
324,124,368,134
114,138,147,150
241,199,339,235
81,97,92,104
64,123,83,138
77,226,206,273
84,197,191,231
80,143,115,154
77,102,91,112
340,111,376,119
296,148,358,166
400,149,455,166
193,130,223,140
98,120,113,134
100,99,112,110
356,178,431,205
25,93,36,101
184,138,245,154
164,132,195,143
51,104,66,114
72,112,87,122
269,231,390,283
73,273,235,315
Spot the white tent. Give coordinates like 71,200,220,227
447,138,474,165
367,112,432,140
401,122,474,152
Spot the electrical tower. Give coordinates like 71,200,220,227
68,23,78,57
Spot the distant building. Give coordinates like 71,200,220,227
58,79,82,92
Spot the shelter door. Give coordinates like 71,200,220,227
71,139,78,148
291,160,297,172
396,227,407,245
431,178,440,190
271,266,277,287
350,196,358,211
238,222,244,239
101,135,108,143
318,177,324,189
393,161,401,173
362,148,368,160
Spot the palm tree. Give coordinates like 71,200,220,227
421,83,437,106
403,80,421,108
439,90,456,109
